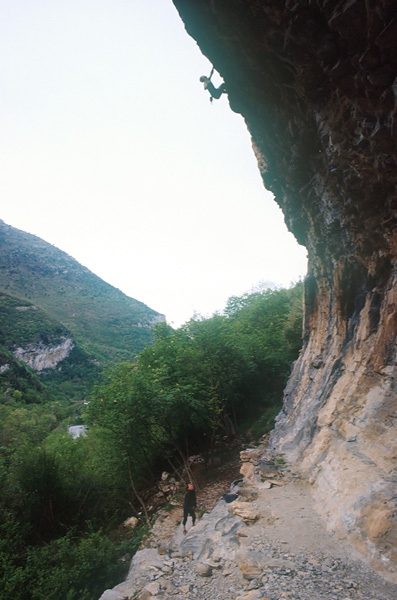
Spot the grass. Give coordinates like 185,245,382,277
274,453,287,466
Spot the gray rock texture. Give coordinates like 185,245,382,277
13,337,74,371
98,445,397,599
171,0,397,579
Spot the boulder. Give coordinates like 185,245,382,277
240,462,255,481
230,500,260,522
123,516,139,530
195,561,213,577
240,448,263,462
98,591,127,600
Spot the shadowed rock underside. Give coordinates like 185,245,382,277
172,0,397,581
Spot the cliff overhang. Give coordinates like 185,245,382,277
172,0,397,582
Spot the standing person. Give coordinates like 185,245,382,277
182,482,197,533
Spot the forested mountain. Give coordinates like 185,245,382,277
0,209,305,600
0,275,303,600
0,219,165,367
0,290,103,401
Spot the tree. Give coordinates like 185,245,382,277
86,285,304,491
86,363,159,524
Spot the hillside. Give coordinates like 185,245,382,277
0,344,49,405
0,219,165,365
0,290,103,400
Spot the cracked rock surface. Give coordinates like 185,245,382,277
170,1,397,578
99,444,397,600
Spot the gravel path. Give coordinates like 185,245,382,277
100,448,397,600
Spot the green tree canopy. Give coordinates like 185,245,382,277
87,283,303,485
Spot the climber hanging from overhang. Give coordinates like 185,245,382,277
199,66,226,102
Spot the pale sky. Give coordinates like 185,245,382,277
0,0,307,327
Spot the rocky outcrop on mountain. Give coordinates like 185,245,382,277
172,0,397,581
0,220,165,364
68,425,88,439
12,337,74,371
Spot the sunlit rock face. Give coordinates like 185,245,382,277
13,337,74,371
173,0,397,581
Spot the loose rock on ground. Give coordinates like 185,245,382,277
99,444,397,600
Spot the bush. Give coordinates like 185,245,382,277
0,528,130,600
249,405,281,441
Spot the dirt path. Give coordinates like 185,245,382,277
144,452,243,550
102,443,397,600
143,442,346,559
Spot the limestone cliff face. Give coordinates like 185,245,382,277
172,0,397,581
12,337,74,372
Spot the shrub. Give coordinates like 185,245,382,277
0,529,129,600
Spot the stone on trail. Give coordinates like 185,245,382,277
123,516,139,530
98,590,127,600
127,548,165,577
230,499,260,521
195,561,213,577
141,581,161,595
236,485,259,501
240,448,263,462
235,590,264,600
177,498,242,560
235,549,269,580
240,461,255,481
97,443,397,600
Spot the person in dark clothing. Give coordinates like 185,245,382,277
182,483,197,533
199,75,227,101
199,67,227,102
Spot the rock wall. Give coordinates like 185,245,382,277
12,337,74,371
172,0,397,581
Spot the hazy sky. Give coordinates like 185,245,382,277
0,0,307,327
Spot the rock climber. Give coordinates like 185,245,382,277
200,67,226,102
182,482,197,533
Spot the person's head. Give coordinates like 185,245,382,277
187,483,194,491
199,75,208,83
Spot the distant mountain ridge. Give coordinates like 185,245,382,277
0,219,165,366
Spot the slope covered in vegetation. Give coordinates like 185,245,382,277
0,283,303,600
0,220,164,365
0,291,102,400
